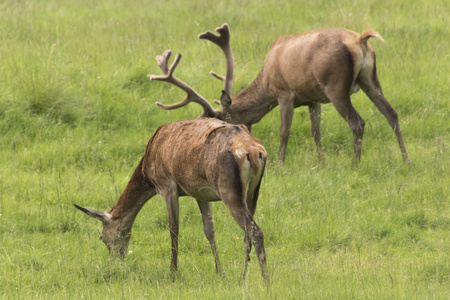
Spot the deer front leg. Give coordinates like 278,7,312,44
309,103,324,162
163,188,180,272
196,200,223,275
279,97,294,163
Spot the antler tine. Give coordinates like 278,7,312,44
147,50,216,117
199,23,234,97
149,50,181,81
210,71,225,82
198,23,230,47
155,49,172,74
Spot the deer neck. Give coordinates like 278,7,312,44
108,158,155,229
230,71,278,126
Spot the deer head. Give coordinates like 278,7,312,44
74,204,131,257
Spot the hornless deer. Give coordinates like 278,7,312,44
150,24,410,165
74,117,268,282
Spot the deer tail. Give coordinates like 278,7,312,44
359,30,385,44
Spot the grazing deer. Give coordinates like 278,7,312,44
74,118,268,282
150,24,410,165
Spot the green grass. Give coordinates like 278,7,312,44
0,0,449,298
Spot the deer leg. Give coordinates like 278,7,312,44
244,212,268,283
162,186,180,272
218,154,268,283
358,79,411,163
332,97,365,166
279,96,294,163
238,212,266,282
242,231,252,280
241,180,263,281
309,103,324,161
196,200,223,275
223,198,268,283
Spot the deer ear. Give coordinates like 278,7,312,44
220,90,232,111
74,204,112,224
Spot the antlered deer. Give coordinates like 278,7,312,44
150,24,410,165
74,118,268,282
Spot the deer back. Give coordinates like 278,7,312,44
261,28,378,105
141,118,266,201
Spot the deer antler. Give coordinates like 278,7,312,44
148,50,216,117
199,23,234,97
210,72,225,82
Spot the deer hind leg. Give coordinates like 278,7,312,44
329,94,366,166
244,177,268,283
242,231,252,278
162,184,180,272
235,209,267,283
240,187,257,282
357,74,411,163
308,103,324,161
222,195,268,283
218,154,268,282
196,200,223,275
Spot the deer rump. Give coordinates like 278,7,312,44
142,118,266,203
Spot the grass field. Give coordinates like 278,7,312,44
0,0,449,298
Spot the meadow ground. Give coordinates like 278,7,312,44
0,0,448,298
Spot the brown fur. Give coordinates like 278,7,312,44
74,118,268,282
152,25,410,166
